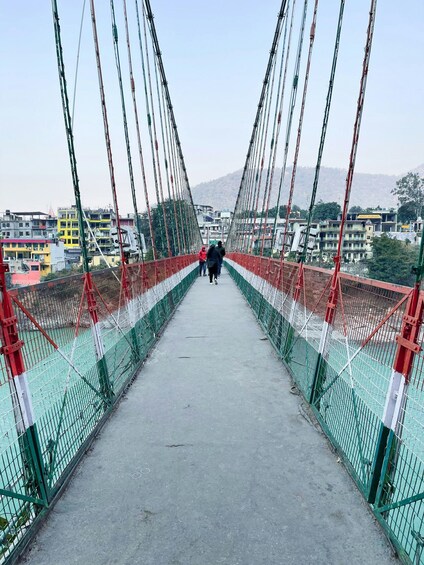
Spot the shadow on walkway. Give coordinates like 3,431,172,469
20,269,397,565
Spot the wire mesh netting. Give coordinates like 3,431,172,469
0,256,196,562
227,252,424,564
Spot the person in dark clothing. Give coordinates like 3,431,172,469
216,240,226,276
206,244,221,285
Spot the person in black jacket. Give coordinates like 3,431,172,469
216,240,226,276
206,244,221,285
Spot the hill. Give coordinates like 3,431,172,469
191,165,402,211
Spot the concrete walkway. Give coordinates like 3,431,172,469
21,270,397,565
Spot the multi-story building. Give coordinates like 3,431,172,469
0,210,58,240
195,204,214,216
28,213,57,239
0,210,24,238
57,206,114,254
57,206,79,247
348,209,398,233
319,220,370,263
1,238,65,285
195,204,233,245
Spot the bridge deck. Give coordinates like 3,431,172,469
21,269,396,565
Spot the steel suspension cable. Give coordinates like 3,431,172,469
325,0,378,328
237,71,277,252
280,0,319,258
333,0,377,276
141,2,172,257
51,0,113,404
239,77,273,252
154,57,194,257
256,0,296,254
160,86,183,254
248,3,290,254
71,0,87,127
51,0,91,276
152,53,179,255
227,0,289,250
238,60,279,250
143,0,202,252
167,131,187,252
245,63,278,253
256,45,289,253
110,0,144,260
68,0,119,274
134,0,168,257
267,0,309,256
236,30,282,253
89,0,128,292
300,0,345,264
122,0,157,260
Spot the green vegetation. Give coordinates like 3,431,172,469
348,205,363,214
392,172,424,220
41,263,110,282
368,233,418,287
5,271,12,289
141,199,195,258
397,202,418,224
262,204,307,218
312,201,341,221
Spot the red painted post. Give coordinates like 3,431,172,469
0,244,48,504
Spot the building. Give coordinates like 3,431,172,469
347,209,398,232
194,204,214,216
1,238,65,285
1,210,29,238
0,210,57,240
319,220,369,263
195,204,233,245
57,207,79,248
28,213,57,239
57,206,114,254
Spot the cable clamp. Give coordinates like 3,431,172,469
0,316,17,328
0,340,24,355
404,315,420,327
395,335,421,353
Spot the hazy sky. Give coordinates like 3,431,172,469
1,1,423,214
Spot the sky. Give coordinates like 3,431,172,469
0,0,423,214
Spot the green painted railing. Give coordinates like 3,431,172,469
0,256,197,564
226,253,424,565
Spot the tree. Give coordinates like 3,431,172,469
5,271,12,289
349,206,363,214
150,199,197,257
392,172,424,220
368,233,418,287
265,204,307,219
312,201,341,222
397,202,417,224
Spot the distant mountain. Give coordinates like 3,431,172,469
411,163,424,176
191,165,403,211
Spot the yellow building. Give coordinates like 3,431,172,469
57,207,79,248
58,206,114,253
0,238,65,277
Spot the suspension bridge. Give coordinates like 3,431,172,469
0,1,423,564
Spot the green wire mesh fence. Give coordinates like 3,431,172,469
0,255,197,563
226,252,424,565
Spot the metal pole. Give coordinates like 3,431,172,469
0,244,48,506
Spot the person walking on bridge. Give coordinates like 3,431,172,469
198,245,207,276
206,244,220,285
216,240,226,276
